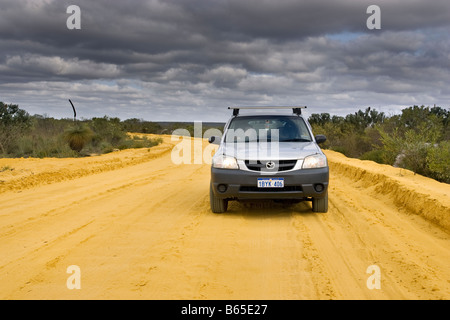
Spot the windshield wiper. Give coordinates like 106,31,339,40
225,138,311,143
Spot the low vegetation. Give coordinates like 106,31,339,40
309,105,449,183
0,102,162,158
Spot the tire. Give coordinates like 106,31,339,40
210,184,228,213
312,191,328,213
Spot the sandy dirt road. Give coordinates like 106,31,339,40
0,134,449,300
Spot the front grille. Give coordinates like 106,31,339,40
244,160,297,172
240,186,303,192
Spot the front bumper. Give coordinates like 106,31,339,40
211,166,329,200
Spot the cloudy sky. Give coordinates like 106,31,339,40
0,0,449,121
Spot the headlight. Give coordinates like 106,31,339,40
212,155,239,169
302,154,327,169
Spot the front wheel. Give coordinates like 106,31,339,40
210,184,228,213
312,191,328,213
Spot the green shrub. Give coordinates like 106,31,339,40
330,146,347,155
63,125,94,153
91,116,127,146
0,102,31,154
360,149,385,164
427,141,450,183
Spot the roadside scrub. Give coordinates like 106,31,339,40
0,102,162,158
310,105,449,184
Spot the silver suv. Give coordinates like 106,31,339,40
208,106,329,213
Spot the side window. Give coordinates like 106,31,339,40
298,119,312,140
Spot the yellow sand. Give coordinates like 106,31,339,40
0,134,449,299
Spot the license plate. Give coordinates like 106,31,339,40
257,178,284,188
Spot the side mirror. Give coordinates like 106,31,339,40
315,135,327,144
208,136,221,145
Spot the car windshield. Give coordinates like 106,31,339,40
225,116,312,143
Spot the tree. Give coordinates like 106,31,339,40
308,113,330,127
0,102,31,154
345,107,385,132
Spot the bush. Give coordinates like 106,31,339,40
91,116,127,146
0,102,165,158
309,105,448,183
378,112,444,175
0,102,31,154
427,141,450,183
63,125,94,153
360,149,385,164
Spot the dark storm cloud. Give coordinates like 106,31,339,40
0,0,449,120
2,0,449,68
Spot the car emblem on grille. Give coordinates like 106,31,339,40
266,161,276,169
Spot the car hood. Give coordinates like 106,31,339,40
219,141,322,161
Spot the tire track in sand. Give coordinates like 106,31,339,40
0,136,449,299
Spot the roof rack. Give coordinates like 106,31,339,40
228,106,307,116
